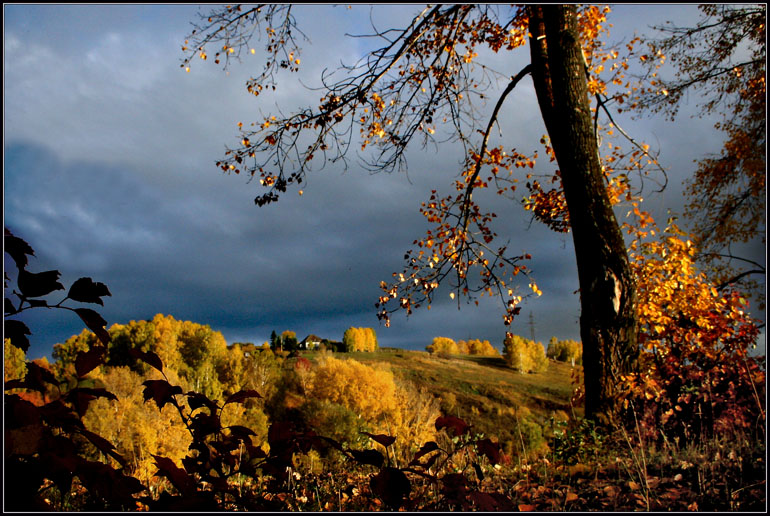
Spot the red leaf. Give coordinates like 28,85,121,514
24,361,58,393
362,432,397,447
470,491,514,511
142,380,182,410
18,269,64,298
75,346,106,377
152,455,194,496
370,467,411,510
80,429,127,467
74,308,110,345
409,441,439,466
435,415,470,436
67,277,111,306
224,389,262,405
476,438,501,464
129,348,163,373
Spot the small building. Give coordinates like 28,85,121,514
299,334,324,350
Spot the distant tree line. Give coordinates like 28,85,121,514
426,337,500,357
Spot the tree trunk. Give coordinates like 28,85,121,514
527,5,639,422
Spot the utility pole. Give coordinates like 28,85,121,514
528,311,536,343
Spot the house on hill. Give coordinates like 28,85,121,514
299,334,323,350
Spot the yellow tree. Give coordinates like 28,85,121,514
310,356,398,421
4,338,27,382
503,334,533,373
183,5,671,419
426,336,458,355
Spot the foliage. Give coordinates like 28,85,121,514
83,366,192,488
630,5,766,305
4,228,145,510
550,417,605,466
503,334,548,373
53,314,238,403
427,336,500,357
309,356,398,422
620,221,765,444
426,336,459,355
342,327,379,352
4,337,28,382
546,337,582,366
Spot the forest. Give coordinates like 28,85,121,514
4,3,766,512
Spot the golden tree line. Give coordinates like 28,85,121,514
426,336,499,357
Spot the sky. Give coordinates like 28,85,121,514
4,4,766,360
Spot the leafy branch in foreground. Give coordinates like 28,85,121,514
4,228,144,511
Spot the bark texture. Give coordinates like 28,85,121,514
527,5,639,422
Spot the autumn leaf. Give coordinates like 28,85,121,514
361,432,397,447
470,491,514,511
409,441,440,465
67,277,112,306
349,449,385,468
186,391,220,414
75,346,107,378
476,438,501,464
142,379,183,410
74,308,111,345
224,389,262,405
152,455,195,496
370,467,411,510
435,414,470,436
129,348,164,373
4,229,35,269
18,269,64,298
80,428,127,467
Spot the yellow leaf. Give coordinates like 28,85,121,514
566,492,578,502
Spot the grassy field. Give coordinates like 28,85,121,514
300,348,581,456
295,348,765,511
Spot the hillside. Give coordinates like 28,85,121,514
313,349,579,454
